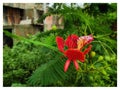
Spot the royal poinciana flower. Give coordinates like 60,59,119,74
56,34,94,72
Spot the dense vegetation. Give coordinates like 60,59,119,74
3,3,117,87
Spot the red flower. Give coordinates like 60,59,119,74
65,34,79,48
56,34,94,72
64,49,85,72
56,36,65,53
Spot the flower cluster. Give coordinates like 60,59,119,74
56,34,94,72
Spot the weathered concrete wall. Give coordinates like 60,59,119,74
13,25,41,37
3,3,44,46
44,15,64,30
3,3,43,10
23,9,34,19
3,24,43,46
3,3,44,27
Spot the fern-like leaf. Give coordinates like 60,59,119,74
27,59,67,86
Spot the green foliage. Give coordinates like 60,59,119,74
3,33,58,86
74,53,117,86
11,83,27,87
27,58,67,86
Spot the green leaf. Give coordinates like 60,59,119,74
27,59,67,86
11,83,27,87
3,30,59,53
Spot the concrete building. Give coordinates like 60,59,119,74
3,3,64,47
3,3,44,47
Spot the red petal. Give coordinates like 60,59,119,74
64,49,85,62
64,59,71,72
83,45,92,55
65,34,79,48
73,60,79,70
56,36,64,53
